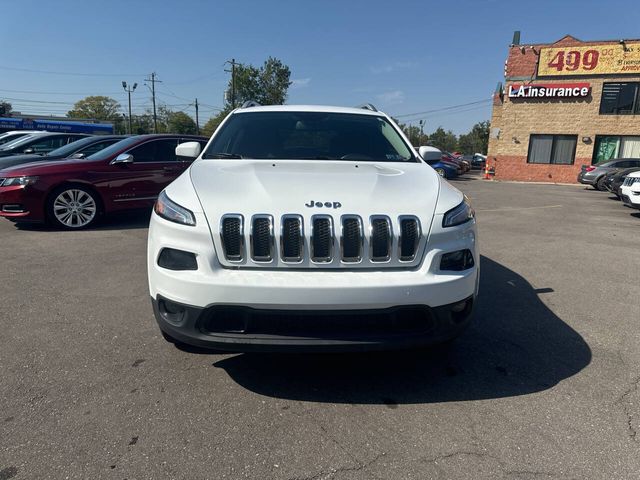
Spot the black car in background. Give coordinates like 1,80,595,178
0,135,126,170
0,132,90,158
604,167,640,199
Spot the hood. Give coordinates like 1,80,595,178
0,157,96,176
189,159,441,222
0,154,57,171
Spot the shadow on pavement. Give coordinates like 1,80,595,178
212,255,591,404
14,209,151,232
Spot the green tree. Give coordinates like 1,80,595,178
67,96,121,120
0,101,12,116
226,57,292,107
167,111,197,134
201,112,228,137
457,120,490,154
428,127,458,153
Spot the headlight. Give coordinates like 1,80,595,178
0,176,38,187
154,191,196,226
443,196,475,227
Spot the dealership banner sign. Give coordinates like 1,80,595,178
538,43,640,76
507,83,591,99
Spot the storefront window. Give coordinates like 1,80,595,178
527,135,577,165
599,83,640,115
593,136,640,163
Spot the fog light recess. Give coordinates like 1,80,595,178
440,249,474,271
157,248,198,271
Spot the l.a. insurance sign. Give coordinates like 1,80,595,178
538,43,640,76
508,83,591,99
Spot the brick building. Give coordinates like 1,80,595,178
488,34,640,183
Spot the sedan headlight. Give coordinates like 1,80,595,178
154,191,196,226
443,196,475,227
0,176,38,187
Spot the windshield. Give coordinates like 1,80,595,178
203,111,416,162
86,136,141,161
0,134,40,151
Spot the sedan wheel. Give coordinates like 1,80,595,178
435,168,446,177
49,187,98,229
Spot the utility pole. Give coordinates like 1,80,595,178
194,98,199,134
122,81,137,134
144,72,162,133
419,119,425,145
224,59,238,108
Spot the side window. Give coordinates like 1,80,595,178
78,140,118,157
155,139,179,162
127,141,158,163
29,137,66,153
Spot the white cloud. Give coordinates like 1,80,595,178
375,90,405,106
370,61,418,74
291,78,311,89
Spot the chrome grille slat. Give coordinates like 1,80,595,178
398,216,421,262
311,215,334,262
250,215,274,262
369,215,392,262
281,215,304,263
341,215,364,263
220,214,244,262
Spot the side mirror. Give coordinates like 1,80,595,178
23,147,35,154
111,153,134,165
176,141,202,160
69,153,85,159
418,146,430,159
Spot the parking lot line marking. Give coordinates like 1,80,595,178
477,205,563,213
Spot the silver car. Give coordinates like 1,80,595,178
578,158,640,190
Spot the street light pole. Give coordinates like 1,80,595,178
122,81,137,134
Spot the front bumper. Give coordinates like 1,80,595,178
147,209,479,351
0,185,45,221
577,172,596,185
152,294,475,352
621,185,640,208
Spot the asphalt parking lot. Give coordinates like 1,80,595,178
1,174,639,480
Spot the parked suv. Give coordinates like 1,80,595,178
620,171,640,209
0,134,207,228
578,158,640,190
148,104,479,352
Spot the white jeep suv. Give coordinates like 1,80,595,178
147,104,479,352
620,170,640,209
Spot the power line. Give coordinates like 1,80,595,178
0,88,125,96
393,98,492,119
0,65,145,77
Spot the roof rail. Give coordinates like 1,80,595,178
357,103,378,112
240,100,261,108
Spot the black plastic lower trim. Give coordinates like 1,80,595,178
152,294,476,353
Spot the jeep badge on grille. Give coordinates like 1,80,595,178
305,200,342,209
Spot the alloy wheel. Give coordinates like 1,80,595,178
52,189,97,228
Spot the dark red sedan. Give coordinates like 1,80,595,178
0,134,208,229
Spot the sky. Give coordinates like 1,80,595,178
1,0,639,134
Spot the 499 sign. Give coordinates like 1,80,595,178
538,43,640,77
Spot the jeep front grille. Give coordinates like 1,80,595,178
217,214,423,268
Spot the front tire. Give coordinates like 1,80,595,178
47,185,100,230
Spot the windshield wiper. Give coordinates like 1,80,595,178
202,152,245,159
